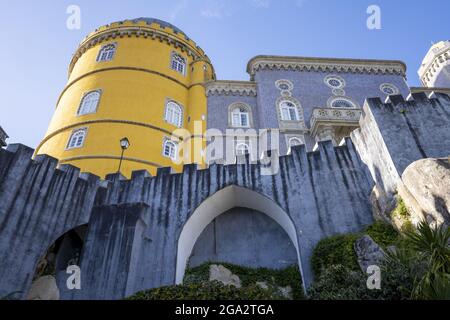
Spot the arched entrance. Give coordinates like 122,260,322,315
176,186,304,289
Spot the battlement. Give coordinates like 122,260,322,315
69,18,211,75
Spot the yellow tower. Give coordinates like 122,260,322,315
36,18,215,178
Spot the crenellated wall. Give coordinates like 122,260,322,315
0,92,448,299
0,139,374,299
351,92,450,214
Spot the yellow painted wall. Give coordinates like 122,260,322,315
36,20,214,178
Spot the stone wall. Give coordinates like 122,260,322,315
351,92,450,215
0,139,374,299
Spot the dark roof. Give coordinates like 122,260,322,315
112,17,188,39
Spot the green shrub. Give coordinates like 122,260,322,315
185,263,305,300
126,281,287,300
365,221,400,248
308,265,374,300
311,234,360,277
391,198,410,220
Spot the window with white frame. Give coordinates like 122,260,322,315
235,142,250,156
171,53,186,75
280,101,299,121
78,91,101,115
163,140,178,160
165,101,183,127
330,97,357,109
96,43,116,62
231,106,250,127
67,129,87,150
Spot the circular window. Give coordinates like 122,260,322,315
330,98,356,109
324,75,345,89
380,83,399,95
275,80,294,91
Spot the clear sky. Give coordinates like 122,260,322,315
0,0,448,148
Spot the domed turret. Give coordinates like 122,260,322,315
36,18,215,178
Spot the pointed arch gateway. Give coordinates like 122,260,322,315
176,185,305,290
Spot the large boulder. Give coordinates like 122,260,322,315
27,276,60,300
209,265,241,288
400,158,450,227
354,235,385,273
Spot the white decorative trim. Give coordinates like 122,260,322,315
324,75,346,89
332,88,346,96
327,96,359,109
310,107,362,137
205,81,257,97
247,56,407,78
228,102,253,128
275,79,294,91
379,83,399,95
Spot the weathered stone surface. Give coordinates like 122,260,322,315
27,276,59,300
354,236,386,272
400,158,450,227
209,265,241,288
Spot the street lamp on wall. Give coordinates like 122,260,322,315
118,137,130,174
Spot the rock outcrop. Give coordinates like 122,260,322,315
400,158,450,227
27,276,60,300
209,265,241,288
354,236,386,273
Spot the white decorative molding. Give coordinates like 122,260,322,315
379,83,400,95
205,81,257,97
247,56,407,78
69,24,210,75
324,75,346,89
327,96,360,109
310,107,362,138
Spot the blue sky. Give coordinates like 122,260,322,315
0,0,448,148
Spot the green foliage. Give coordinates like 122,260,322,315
404,221,450,299
365,220,400,248
308,265,372,300
185,263,304,300
127,281,287,300
391,198,410,220
127,262,305,300
311,233,360,277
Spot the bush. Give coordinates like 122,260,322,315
185,263,305,300
127,281,288,300
311,234,360,277
391,198,410,220
365,221,400,248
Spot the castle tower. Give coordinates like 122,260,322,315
418,40,450,88
35,18,215,178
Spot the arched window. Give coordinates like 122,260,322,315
231,106,250,127
280,101,299,121
330,98,357,109
236,142,249,156
171,53,186,75
165,101,183,127
67,129,87,150
289,137,303,147
78,91,101,115
97,43,116,62
163,140,177,160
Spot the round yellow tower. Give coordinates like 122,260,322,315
36,18,215,178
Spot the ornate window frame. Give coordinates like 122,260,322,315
164,99,184,128
66,127,88,150
327,96,359,109
324,75,346,89
379,83,400,95
228,102,253,128
162,138,178,160
96,43,117,62
77,89,102,116
285,134,305,154
276,97,304,123
170,51,187,76
275,79,294,91
235,141,250,156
